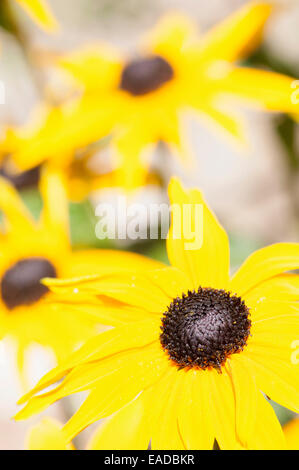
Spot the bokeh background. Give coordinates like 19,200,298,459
0,0,298,449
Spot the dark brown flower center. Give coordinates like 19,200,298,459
119,55,174,96
160,287,251,371
1,257,57,310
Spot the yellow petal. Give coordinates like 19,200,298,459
150,368,186,450
206,367,240,450
25,417,73,450
217,67,299,113
245,351,299,414
58,44,122,91
0,176,35,233
17,318,161,406
246,390,285,450
228,355,257,446
199,2,272,62
88,394,150,450
194,101,247,145
283,418,299,450
230,243,299,297
16,0,59,32
39,165,69,247
167,177,229,289
46,271,169,313
244,274,299,306
145,12,196,65
178,370,214,450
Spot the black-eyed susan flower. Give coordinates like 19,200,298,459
0,165,162,384
10,2,299,191
13,0,58,32
15,178,299,450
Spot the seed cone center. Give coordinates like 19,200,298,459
160,287,251,371
119,55,174,96
1,257,57,310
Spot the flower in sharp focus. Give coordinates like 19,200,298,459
12,1,298,191
15,178,299,450
0,165,162,384
14,0,58,32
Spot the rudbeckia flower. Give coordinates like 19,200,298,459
15,178,299,450
11,1,299,191
14,0,58,32
0,166,161,384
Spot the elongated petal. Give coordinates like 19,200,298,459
46,271,169,313
62,343,168,441
16,0,58,32
217,67,298,113
167,178,229,289
246,390,285,450
88,394,150,450
194,102,247,144
178,370,214,450
39,165,69,247
244,274,299,306
283,418,299,450
18,319,161,405
146,13,196,65
230,243,299,297
150,368,186,450
26,418,73,450
58,45,122,91
245,350,299,413
228,355,257,446
199,2,272,62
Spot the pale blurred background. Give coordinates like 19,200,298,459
0,0,298,449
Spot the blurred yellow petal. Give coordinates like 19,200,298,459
230,243,299,297
16,0,58,32
26,417,73,450
18,318,161,406
167,178,229,289
151,368,186,450
206,368,240,450
284,418,299,450
199,1,272,62
88,395,150,450
146,12,196,64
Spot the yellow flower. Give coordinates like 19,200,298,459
14,0,58,32
11,1,299,191
15,178,299,450
0,165,162,384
